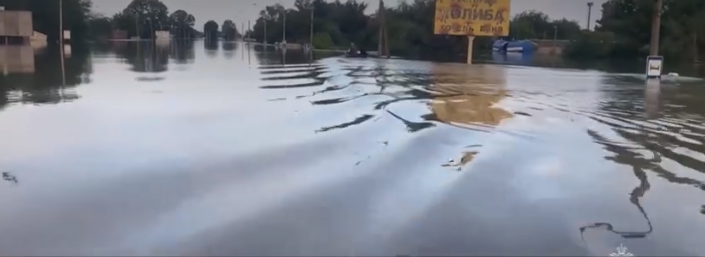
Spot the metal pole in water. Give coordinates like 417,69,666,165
282,10,286,44
59,0,65,86
646,0,663,81
263,18,267,45
309,6,314,49
466,36,475,64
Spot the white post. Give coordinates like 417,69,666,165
466,36,475,64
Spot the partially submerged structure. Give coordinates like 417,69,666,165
0,9,46,48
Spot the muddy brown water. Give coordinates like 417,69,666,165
0,41,704,256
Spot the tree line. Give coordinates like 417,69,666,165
0,0,241,42
566,0,705,62
89,0,241,40
249,0,704,62
1,0,703,62
247,0,583,59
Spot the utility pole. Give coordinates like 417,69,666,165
59,0,65,86
377,0,389,58
649,0,663,55
587,2,593,31
282,10,286,44
134,12,140,39
263,16,267,45
59,0,63,45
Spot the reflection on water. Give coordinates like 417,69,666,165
170,40,195,64
205,39,219,58
0,44,36,73
1,41,705,256
113,42,169,73
0,45,89,110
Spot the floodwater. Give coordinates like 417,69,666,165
1,40,705,256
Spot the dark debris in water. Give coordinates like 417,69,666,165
385,110,436,133
513,111,532,117
260,81,324,89
442,151,479,171
2,171,18,184
315,114,375,133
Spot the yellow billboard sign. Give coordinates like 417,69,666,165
434,0,511,36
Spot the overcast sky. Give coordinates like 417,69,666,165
92,0,607,31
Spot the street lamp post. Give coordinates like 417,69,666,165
587,2,594,31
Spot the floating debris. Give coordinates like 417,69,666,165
513,111,532,117
442,151,479,170
2,171,18,184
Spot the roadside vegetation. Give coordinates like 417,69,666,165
1,0,703,62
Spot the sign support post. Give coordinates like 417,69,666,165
433,0,510,65
467,36,475,64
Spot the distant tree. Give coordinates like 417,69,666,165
510,11,551,39
111,12,137,37
87,14,113,40
123,0,169,38
203,20,219,41
169,9,195,38
550,18,582,40
221,19,239,41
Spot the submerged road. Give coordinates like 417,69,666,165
0,41,704,256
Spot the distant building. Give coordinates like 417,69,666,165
155,30,170,41
111,30,128,40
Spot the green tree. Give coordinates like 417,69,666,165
221,19,240,41
123,0,169,38
660,0,705,61
87,14,113,40
203,20,219,41
566,0,705,61
244,0,704,62
169,9,195,38
550,18,581,40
